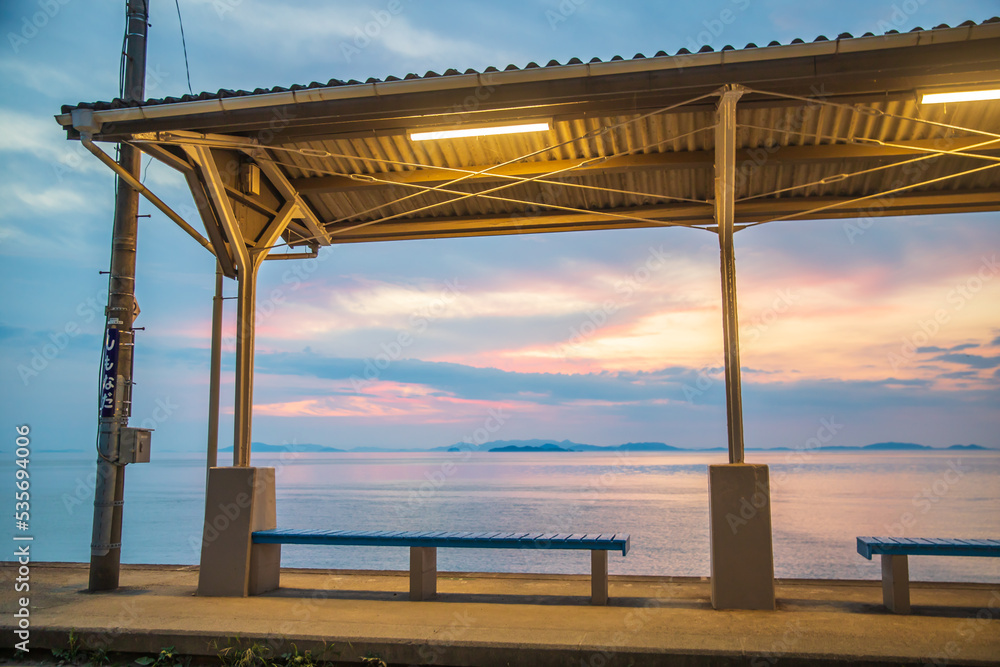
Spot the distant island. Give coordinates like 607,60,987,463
490,443,572,452
220,442,344,453
231,439,992,454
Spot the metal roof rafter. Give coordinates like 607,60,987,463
739,162,1000,229
185,145,251,273
737,139,1000,203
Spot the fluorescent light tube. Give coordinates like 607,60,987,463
410,122,550,141
920,89,1000,104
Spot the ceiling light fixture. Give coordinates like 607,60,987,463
920,88,1000,104
409,121,551,141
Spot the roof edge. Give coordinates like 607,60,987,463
55,19,1000,130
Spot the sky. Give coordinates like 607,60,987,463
1,0,999,456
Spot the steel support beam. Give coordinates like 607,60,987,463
250,154,332,245
187,145,252,273
715,85,746,465
80,138,217,257
183,145,299,467
136,141,195,175
233,260,259,467
231,202,297,467
207,261,223,484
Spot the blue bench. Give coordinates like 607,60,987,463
252,529,631,605
857,536,1000,613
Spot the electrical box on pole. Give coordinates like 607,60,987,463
119,427,152,464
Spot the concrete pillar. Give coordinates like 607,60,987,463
591,550,609,605
709,463,775,610
409,546,437,601
881,554,911,613
198,467,279,596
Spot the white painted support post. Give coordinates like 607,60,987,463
410,546,437,601
591,550,609,605
881,554,911,613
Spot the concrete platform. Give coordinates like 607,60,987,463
1,562,998,666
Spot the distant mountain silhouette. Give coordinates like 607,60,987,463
445,439,993,453
489,443,572,452
220,442,343,453
227,439,992,454
435,438,588,451
864,442,928,450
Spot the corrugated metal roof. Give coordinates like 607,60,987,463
286,97,1000,236
61,18,998,114
57,17,1000,257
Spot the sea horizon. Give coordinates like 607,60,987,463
12,448,1000,585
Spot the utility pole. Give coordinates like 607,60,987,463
89,0,148,592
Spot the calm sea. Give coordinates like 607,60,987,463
10,450,1000,583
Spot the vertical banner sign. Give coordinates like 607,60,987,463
100,328,120,418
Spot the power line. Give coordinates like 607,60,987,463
174,0,193,95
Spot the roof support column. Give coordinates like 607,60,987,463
233,260,259,467
207,261,224,480
233,201,298,467
708,84,775,611
715,85,746,465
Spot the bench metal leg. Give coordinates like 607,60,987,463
591,550,608,605
881,554,910,614
410,546,437,601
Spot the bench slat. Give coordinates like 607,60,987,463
462,532,489,540
858,536,1000,559
253,529,629,553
